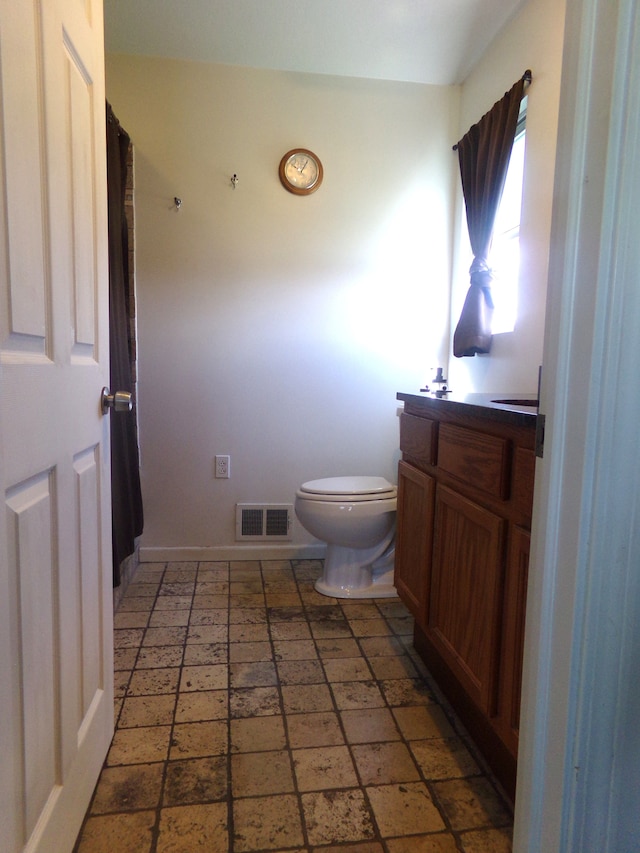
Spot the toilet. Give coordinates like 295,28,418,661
294,475,398,599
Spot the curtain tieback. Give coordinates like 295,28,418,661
469,258,495,309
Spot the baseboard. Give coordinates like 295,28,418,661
138,543,326,563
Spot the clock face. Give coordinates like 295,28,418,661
279,149,323,195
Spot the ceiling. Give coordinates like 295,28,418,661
103,0,528,87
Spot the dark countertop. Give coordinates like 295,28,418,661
397,391,538,428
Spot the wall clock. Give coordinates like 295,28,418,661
279,148,323,195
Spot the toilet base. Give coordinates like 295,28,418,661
315,575,398,599
314,541,398,600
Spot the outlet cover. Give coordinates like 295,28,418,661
215,455,230,478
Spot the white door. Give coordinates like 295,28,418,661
0,1,113,851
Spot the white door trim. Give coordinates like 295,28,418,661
515,0,640,849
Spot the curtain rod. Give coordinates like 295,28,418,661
452,70,532,151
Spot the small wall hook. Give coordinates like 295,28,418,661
230,174,239,189
174,196,182,210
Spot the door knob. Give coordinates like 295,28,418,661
101,387,132,415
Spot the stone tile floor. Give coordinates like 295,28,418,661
73,559,513,852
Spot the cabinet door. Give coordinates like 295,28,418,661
429,485,506,713
495,525,530,756
394,461,435,626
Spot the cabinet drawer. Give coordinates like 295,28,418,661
399,413,437,465
438,423,510,500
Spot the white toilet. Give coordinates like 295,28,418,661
294,475,398,599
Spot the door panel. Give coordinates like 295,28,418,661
0,1,112,850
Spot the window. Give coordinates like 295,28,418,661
489,99,527,334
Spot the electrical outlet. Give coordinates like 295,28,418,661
215,455,230,478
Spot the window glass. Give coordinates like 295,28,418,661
490,104,527,334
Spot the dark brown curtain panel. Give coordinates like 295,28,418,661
453,76,526,357
106,103,144,586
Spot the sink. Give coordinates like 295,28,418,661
492,398,539,407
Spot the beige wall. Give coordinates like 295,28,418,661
105,56,459,556
449,0,566,394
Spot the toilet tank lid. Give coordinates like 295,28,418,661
300,476,395,496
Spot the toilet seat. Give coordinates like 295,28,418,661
298,476,396,503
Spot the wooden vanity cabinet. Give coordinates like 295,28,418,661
394,395,537,799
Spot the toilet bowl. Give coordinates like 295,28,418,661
294,476,398,599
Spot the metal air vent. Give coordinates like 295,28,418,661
235,504,293,540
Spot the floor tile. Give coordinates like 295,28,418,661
118,693,176,728
136,645,184,669
349,618,392,637
179,664,228,692
232,749,295,796
282,682,334,714
310,620,353,639
159,581,195,597
340,707,401,744
154,595,193,611
170,720,228,759
186,624,228,644
183,642,227,666
233,794,304,851
380,677,434,707
293,745,359,791
76,811,155,853
367,654,418,680
231,714,287,752
392,705,455,741
118,596,155,612
323,656,372,682
409,736,480,780
286,711,345,748
175,689,228,722
459,827,513,852
301,790,375,846
386,834,460,853
149,610,190,627
196,581,229,595
107,725,171,765
230,685,281,717
230,660,278,687
358,636,405,657
113,648,137,670
366,782,446,837
311,844,384,853
229,622,271,642
114,628,145,649
269,621,312,641
156,803,228,853
90,763,164,813
351,741,420,785
114,611,150,629
189,609,229,626
316,637,362,659
277,659,326,684
331,680,386,710
163,756,228,806
229,640,273,662
75,559,514,853
273,639,318,660
432,777,512,831
230,607,269,624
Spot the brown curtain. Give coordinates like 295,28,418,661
452,76,526,357
106,103,144,586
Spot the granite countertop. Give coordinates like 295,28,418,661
397,391,539,427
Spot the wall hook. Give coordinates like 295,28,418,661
174,197,182,210
230,174,239,189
